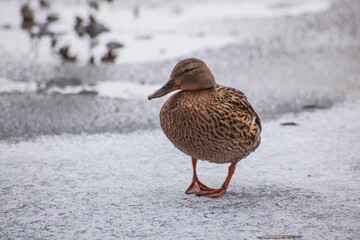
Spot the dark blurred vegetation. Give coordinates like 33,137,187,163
20,0,123,64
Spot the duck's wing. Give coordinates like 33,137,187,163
215,84,262,132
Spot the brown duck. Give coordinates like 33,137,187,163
148,58,261,197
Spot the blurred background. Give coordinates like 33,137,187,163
0,0,359,141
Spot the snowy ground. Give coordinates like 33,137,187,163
1,99,360,239
1,0,360,239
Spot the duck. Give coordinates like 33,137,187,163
148,58,261,198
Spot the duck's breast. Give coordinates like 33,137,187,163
160,86,261,164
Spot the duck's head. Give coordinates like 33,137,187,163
148,58,216,100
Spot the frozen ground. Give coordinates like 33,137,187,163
1,99,360,239
0,0,360,239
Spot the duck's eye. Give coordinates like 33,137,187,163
184,69,190,73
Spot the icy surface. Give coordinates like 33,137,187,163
0,0,331,64
1,99,360,239
0,77,161,99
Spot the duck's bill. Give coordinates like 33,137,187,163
148,80,178,100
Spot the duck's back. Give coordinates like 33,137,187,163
160,84,261,164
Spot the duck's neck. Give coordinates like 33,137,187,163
198,73,216,90
180,78,216,91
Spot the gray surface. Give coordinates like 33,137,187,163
0,93,160,141
1,100,360,239
1,0,360,239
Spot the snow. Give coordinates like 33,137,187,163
0,77,37,93
1,99,359,239
0,77,163,99
0,0,331,64
96,81,162,99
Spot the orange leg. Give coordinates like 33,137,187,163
197,163,236,198
185,157,237,198
185,158,213,194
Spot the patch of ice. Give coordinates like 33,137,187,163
0,76,163,99
96,81,162,99
183,0,331,20
0,77,37,93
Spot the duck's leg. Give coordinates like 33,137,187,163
185,157,213,194
197,163,236,198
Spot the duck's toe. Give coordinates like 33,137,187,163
185,180,213,194
196,187,227,198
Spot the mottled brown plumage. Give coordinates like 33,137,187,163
148,58,261,197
